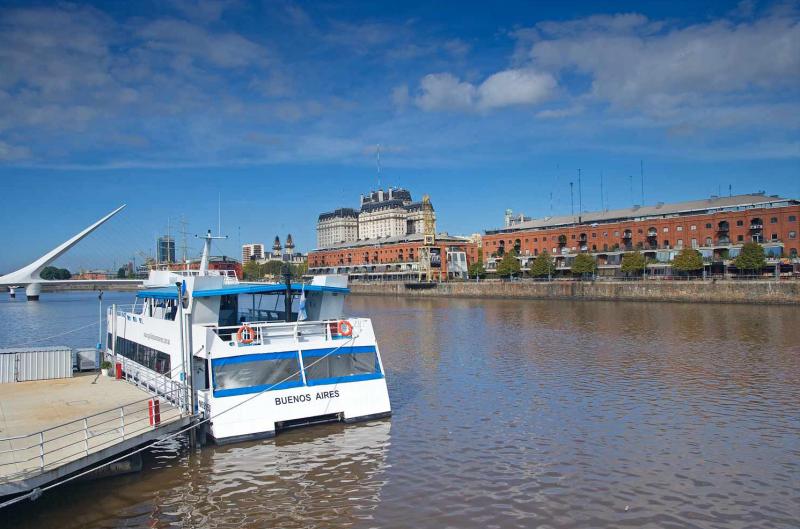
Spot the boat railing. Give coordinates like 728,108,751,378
170,269,239,284
211,318,367,347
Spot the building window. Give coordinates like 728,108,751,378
691,238,698,248
638,228,643,234
789,231,797,239
705,237,712,246
690,225,697,231
771,233,778,241
677,226,683,232
614,231,619,236
737,235,744,242
676,239,683,248
789,215,797,222
663,227,669,233
592,233,597,238
705,223,712,229
736,220,743,226
770,217,778,223
571,234,576,240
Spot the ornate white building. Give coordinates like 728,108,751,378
316,208,359,249
316,188,436,249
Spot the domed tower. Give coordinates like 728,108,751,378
272,235,282,257
285,233,295,254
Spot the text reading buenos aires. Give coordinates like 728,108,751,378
275,390,339,405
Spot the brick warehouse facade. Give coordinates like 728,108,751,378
481,193,800,275
308,233,472,281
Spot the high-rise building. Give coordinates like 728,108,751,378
242,243,265,263
157,236,175,263
316,188,436,249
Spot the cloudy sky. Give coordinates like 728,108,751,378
0,0,798,271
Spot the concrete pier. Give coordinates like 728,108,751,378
0,373,190,497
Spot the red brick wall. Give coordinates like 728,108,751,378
482,205,800,261
309,240,477,277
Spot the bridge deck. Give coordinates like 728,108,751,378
0,373,187,496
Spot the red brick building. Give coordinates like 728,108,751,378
482,193,799,275
308,233,472,281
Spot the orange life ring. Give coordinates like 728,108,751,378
237,324,255,344
337,320,353,337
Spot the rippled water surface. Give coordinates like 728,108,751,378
2,291,799,528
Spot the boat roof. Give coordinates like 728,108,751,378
136,283,349,300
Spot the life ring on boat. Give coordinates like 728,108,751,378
237,324,255,344
337,320,353,337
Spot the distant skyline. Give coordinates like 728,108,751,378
0,1,798,271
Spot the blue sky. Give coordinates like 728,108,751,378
0,0,798,272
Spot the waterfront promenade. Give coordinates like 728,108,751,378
350,278,800,305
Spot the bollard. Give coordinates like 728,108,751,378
148,399,161,426
115,362,122,379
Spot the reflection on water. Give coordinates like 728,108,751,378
3,292,800,528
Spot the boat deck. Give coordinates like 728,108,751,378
0,373,189,496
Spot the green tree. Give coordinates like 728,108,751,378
671,248,704,274
495,251,520,278
116,267,127,279
468,249,486,279
242,260,263,280
530,250,555,278
571,253,596,278
620,252,646,276
291,262,308,278
734,242,766,273
40,266,71,280
263,260,285,277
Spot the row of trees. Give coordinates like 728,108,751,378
40,266,71,280
242,260,308,280
471,242,769,279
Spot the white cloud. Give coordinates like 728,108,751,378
477,69,555,109
414,69,555,112
525,11,800,118
415,73,476,111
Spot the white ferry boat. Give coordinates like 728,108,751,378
106,232,391,444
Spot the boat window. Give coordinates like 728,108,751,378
218,294,239,327
114,336,171,374
212,353,302,396
302,348,380,386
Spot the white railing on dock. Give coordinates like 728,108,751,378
116,355,189,411
0,388,184,482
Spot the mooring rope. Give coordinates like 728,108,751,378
0,332,363,510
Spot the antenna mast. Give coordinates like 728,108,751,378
600,171,605,211
179,216,189,269
640,160,645,205
577,169,583,215
376,144,381,188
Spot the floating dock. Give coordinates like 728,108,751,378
0,371,191,497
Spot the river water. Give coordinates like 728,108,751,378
1,291,799,529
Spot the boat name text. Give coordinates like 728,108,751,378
275,390,340,406
144,333,170,345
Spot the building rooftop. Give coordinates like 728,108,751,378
486,193,798,234
313,232,468,251
318,207,359,221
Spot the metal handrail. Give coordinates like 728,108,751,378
0,356,191,480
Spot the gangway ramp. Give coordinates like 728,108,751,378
0,371,191,497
